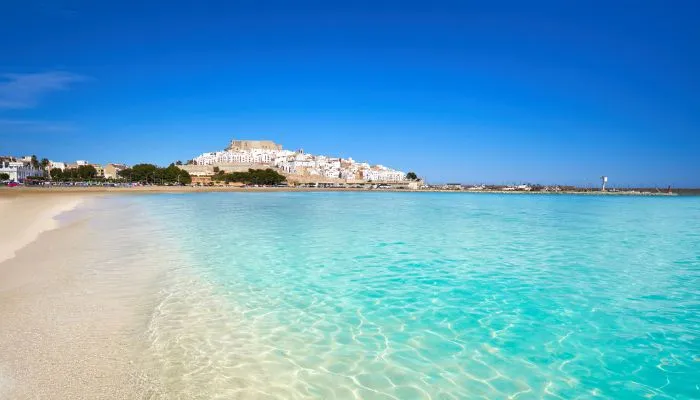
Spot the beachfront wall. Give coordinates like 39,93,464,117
190,175,213,185
180,163,279,175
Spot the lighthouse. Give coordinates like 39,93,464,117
601,176,608,191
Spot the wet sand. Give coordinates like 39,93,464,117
0,195,160,399
0,195,84,263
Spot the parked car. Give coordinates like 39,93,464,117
7,181,19,187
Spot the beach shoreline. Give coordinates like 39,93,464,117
0,194,85,264
1,190,697,398
0,194,164,399
0,186,678,196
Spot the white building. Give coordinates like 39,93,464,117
49,161,67,170
193,152,216,165
362,167,406,182
0,161,42,182
191,142,409,183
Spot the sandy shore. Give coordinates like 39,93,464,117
0,194,84,264
0,186,677,196
0,194,161,399
0,185,383,195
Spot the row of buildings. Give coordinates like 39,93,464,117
0,156,42,182
191,140,409,183
2,139,413,185
0,156,127,182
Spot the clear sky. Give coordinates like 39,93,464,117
1,0,698,186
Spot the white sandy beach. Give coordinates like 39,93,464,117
0,194,84,264
0,194,163,399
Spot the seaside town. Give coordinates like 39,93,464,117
0,139,679,194
192,140,408,183
0,139,415,187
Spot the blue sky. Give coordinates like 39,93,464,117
0,0,698,186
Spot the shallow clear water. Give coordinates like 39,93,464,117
133,193,700,399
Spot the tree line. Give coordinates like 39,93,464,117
49,165,99,181
212,168,286,185
117,164,192,184
4,154,193,185
43,163,191,184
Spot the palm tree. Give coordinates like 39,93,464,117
40,158,50,177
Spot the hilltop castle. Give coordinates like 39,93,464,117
226,140,282,152
192,139,408,183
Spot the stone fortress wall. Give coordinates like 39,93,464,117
180,163,280,175
226,140,282,151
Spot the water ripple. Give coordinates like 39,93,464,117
132,193,699,399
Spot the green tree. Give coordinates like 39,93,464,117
63,168,75,181
177,168,191,185
0,172,10,181
49,168,64,181
77,165,98,180
30,155,40,169
175,160,183,165
116,164,190,185
162,164,178,183
406,172,418,180
117,168,132,181
131,164,159,183
40,158,51,177
162,164,190,184
213,169,286,185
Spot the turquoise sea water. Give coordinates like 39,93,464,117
133,193,699,399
